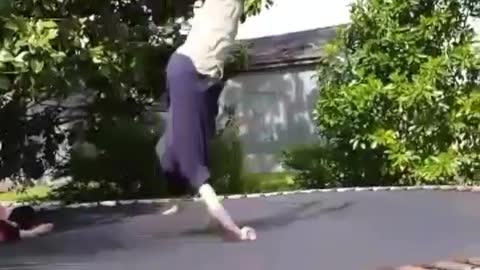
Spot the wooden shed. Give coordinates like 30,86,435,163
220,24,341,173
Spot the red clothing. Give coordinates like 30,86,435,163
0,205,8,220
0,220,20,242
0,205,20,243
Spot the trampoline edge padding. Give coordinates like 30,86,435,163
2,184,480,212
382,256,480,270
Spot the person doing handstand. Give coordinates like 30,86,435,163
156,0,256,241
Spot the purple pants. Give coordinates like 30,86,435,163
157,53,223,195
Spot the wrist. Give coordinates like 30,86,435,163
231,226,243,239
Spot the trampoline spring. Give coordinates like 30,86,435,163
438,186,457,191
225,194,246,199
261,192,282,197
455,186,473,192
372,187,390,191
245,193,263,198
421,186,439,190
278,191,298,195
335,187,355,192
405,186,422,191
98,201,117,207
316,189,333,193
388,186,407,191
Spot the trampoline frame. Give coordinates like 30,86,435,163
3,184,480,270
2,184,480,211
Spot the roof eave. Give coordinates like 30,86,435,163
239,56,323,73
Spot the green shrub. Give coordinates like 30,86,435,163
243,172,295,193
309,0,480,186
209,106,298,195
209,106,246,194
209,106,299,194
51,114,167,203
282,144,336,188
282,143,396,188
53,103,249,201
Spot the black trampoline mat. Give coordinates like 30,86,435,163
1,190,480,270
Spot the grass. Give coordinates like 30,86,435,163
0,185,51,202
0,172,296,203
243,172,296,193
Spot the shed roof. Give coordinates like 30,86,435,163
238,24,344,72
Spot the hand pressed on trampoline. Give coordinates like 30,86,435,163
198,184,256,242
240,226,256,241
219,226,256,242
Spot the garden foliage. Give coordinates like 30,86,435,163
285,0,480,187
0,0,272,200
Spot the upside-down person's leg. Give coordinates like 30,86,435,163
165,53,255,241
156,88,192,215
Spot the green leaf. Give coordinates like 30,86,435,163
41,20,57,29
0,50,13,62
0,0,12,16
30,59,44,74
311,0,480,186
45,29,59,41
15,40,28,48
4,20,18,31
0,76,10,90
14,51,29,63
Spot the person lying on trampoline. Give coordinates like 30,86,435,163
0,205,54,243
156,0,256,241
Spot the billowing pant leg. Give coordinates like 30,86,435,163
157,53,223,193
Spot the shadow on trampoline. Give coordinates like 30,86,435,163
0,203,170,258
38,198,354,237
5,191,480,270
37,203,164,233
181,199,354,236
0,198,353,263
